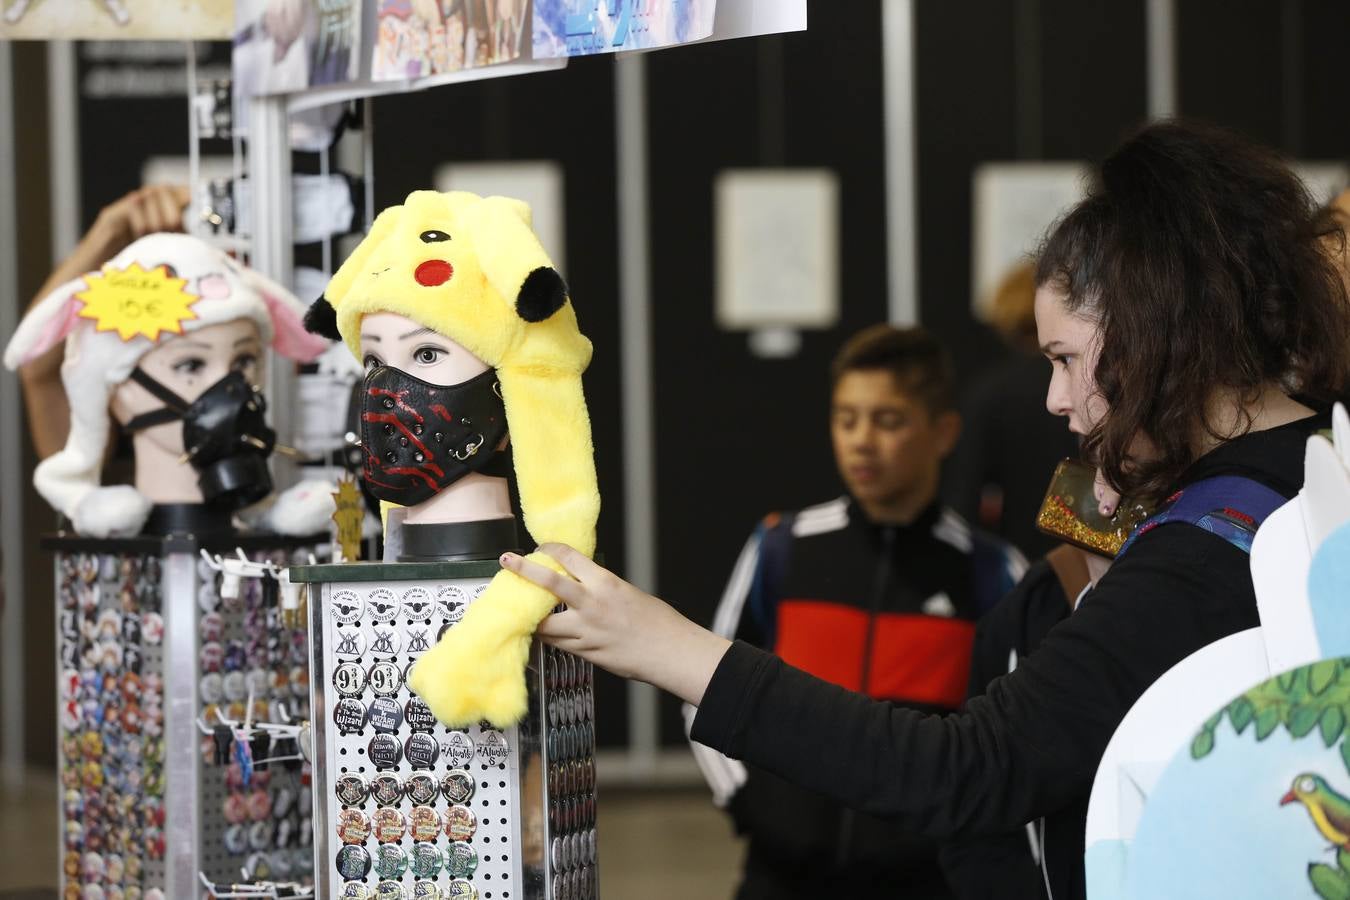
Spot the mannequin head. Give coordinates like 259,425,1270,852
3,232,328,537
356,310,509,525
109,318,265,504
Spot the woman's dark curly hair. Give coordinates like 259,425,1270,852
1036,120,1350,504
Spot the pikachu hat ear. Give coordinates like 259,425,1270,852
461,195,569,324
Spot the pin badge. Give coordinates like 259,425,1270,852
404,696,437,733
372,807,406,843
369,626,401,657
368,661,403,697
410,844,444,878
405,773,439,806
375,882,407,900
437,584,468,622
478,730,509,767
412,881,442,899
333,628,366,658
371,773,404,806
331,589,364,625
337,808,371,844
445,841,479,879
375,843,408,879
333,662,367,697
333,698,368,736
337,773,370,806
404,732,439,769
336,843,372,880
339,883,372,900
443,805,477,842
408,805,441,842
441,732,475,769
369,733,403,770
402,586,433,620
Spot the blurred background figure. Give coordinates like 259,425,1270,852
944,261,1079,558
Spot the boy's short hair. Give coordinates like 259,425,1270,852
830,324,956,415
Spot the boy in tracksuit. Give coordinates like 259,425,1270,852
687,325,1026,899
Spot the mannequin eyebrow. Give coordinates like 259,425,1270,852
400,326,437,340
234,337,260,347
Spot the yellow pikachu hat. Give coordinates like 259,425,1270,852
305,190,598,727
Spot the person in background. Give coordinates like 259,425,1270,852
687,324,1026,899
944,262,1079,558
17,184,190,460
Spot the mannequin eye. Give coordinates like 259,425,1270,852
419,230,451,243
171,357,207,376
363,354,383,372
413,347,443,365
231,353,258,372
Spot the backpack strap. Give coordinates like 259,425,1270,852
1117,475,1289,558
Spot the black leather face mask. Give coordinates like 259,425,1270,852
359,365,509,507
123,368,276,510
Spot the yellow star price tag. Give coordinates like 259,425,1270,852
76,262,199,342
332,476,365,563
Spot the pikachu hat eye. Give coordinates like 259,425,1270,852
420,230,451,243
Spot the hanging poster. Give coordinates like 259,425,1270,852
532,0,718,58
232,0,363,97
0,0,230,38
372,0,529,81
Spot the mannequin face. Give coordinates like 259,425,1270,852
110,319,264,457
359,311,489,385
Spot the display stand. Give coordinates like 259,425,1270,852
289,560,598,900
49,526,325,899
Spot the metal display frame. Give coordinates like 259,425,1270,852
291,560,599,900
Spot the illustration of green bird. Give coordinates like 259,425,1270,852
1281,773,1350,849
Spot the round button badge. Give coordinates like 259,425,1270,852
405,732,439,769
337,808,371,844
412,881,442,899
373,807,406,843
369,626,401,657
368,661,403,697
405,773,439,806
367,588,400,623
333,662,367,698
375,881,406,900
479,730,509,767
339,883,371,900
402,586,434,620
445,841,478,879
410,844,444,879
371,773,404,807
333,628,367,659
336,774,369,806
369,733,403,770
437,584,468,622
365,696,404,733
444,805,477,842
446,878,479,899
374,843,408,879
405,696,436,732
441,731,475,769
408,805,441,842
440,769,475,805
331,589,364,625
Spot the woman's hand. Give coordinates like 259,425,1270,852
500,543,732,707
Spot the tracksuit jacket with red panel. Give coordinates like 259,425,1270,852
688,496,1025,898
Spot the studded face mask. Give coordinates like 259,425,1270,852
122,368,276,510
359,365,509,507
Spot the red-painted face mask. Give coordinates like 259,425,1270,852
359,365,509,506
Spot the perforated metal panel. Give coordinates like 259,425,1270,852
305,567,598,900
52,540,319,898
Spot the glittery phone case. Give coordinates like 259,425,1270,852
1035,459,1151,558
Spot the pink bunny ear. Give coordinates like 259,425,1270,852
2,275,90,370
239,266,332,363
262,288,331,362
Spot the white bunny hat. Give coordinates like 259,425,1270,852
3,233,330,537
